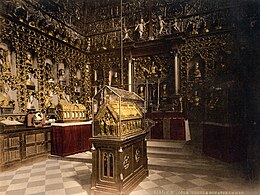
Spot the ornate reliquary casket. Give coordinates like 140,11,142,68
94,98,144,137
55,100,87,122
91,86,150,195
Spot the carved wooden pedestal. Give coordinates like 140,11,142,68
91,86,150,195
90,131,149,195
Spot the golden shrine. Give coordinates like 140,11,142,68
90,86,152,195
56,100,87,122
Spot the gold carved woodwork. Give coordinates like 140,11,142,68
179,32,233,111
0,14,92,115
134,55,168,80
90,53,121,88
0,47,11,73
0,81,14,114
0,45,17,110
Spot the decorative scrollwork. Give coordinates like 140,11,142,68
0,9,92,115
135,148,141,163
134,55,168,81
123,155,130,170
179,32,233,117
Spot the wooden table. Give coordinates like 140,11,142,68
51,121,92,157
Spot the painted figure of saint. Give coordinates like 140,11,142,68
194,62,202,79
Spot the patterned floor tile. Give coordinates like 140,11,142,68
193,173,208,178
46,173,63,180
152,178,173,186
178,173,198,180
76,169,91,175
149,170,163,174
130,189,151,195
157,171,175,178
45,189,66,195
63,180,82,188
27,192,45,195
147,173,163,180
28,174,46,182
175,180,198,189
25,185,45,194
61,167,76,172
139,181,159,189
145,187,169,195
78,177,91,186
45,177,63,185
61,171,78,177
46,160,58,164
81,184,91,193
166,175,185,183
45,169,62,175
188,186,207,191
30,171,46,177
19,165,33,170
5,188,26,195
0,185,9,193
0,154,257,195
202,183,225,191
202,176,222,183
65,186,87,195
74,166,88,172
32,164,46,169
6,182,28,191
70,192,89,195
0,179,12,186
30,168,46,173
27,180,45,188
132,185,144,191
0,175,14,181
189,178,212,186
15,169,31,174
46,165,60,170
63,176,77,182
215,181,243,191
161,183,185,191
45,183,64,191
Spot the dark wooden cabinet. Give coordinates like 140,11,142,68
203,123,248,163
0,125,51,171
146,112,186,140
51,122,92,157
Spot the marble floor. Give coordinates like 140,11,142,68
0,152,259,195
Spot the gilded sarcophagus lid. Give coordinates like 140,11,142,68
56,100,87,122
93,86,145,138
